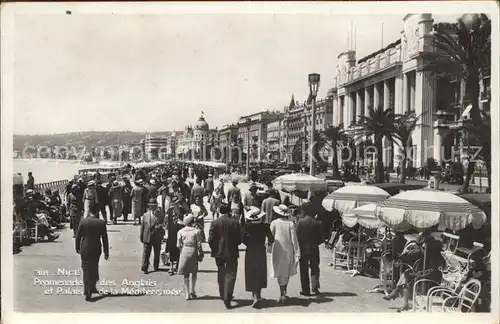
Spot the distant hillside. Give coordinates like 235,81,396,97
13,131,178,151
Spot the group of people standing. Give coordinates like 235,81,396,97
67,161,326,309
135,166,325,309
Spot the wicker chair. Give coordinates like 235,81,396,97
332,235,351,269
426,279,482,312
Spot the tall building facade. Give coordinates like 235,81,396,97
266,119,283,162
283,94,333,164
330,13,490,168
236,111,283,163
219,124,239,163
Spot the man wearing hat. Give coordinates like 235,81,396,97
226,179,241,204
105,178,114,222
190,177,204,204
261,189,281,224
68,184,83,237
75,202,109,301
208,204,242,309
243,184,260,209
296,202,323,296
140,198,165,274
96,180,109,222
108,179,124,225
204,173,214,201
146,179,158,201
83,180,98,218
131,179,146,225
65,179,74,218
165,195,185,274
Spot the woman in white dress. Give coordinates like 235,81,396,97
190,196,208,242
177,214,203,300
209,182,225,219
269,204,300,304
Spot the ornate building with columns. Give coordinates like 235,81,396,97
329,13,489,169
177,115,218,161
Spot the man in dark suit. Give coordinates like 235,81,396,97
140,198,165,274
296,202,322,296
204,173,214,200
226,179,241,203
208,203,242,309
75,202,109,301
190,177,204,204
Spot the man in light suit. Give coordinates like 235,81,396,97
208,203,242,309
296,202,322,296
140,198,164,274
75,202,109,301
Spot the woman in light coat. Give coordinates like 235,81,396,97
269,204,300,304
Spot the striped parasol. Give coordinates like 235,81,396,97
322,183,390,213
375,189,487,231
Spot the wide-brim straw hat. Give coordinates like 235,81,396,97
88,180,95,186
137,179,144,184
26,189,34,196
273,204,291,217
245,206,266,221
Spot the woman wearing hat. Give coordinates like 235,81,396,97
383,230,445,312
83,180,98,218
131,179,145,225
243,207,274,308
269,204,300,304
177,214,203,300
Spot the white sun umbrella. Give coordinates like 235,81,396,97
342,204,384,229
272,173,327,192
341,203,386,277
376,189,487,272
375,189,487,232
322,183,390,214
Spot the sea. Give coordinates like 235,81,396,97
13,159,120,183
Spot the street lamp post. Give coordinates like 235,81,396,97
246,124,250,179
308,73,320,176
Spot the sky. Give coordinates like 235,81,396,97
10,9,461,135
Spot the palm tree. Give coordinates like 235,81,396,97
355,105,395,183
392,111,420,183
320,125,349,179
424,14,491,192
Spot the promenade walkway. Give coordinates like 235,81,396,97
14,220,400,313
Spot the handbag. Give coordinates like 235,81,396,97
197,245,204,262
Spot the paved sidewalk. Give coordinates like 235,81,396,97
14,219,402,313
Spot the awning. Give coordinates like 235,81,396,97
460,104,473,120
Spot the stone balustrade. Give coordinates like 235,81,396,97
33,180,70,195
337,44,402,87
